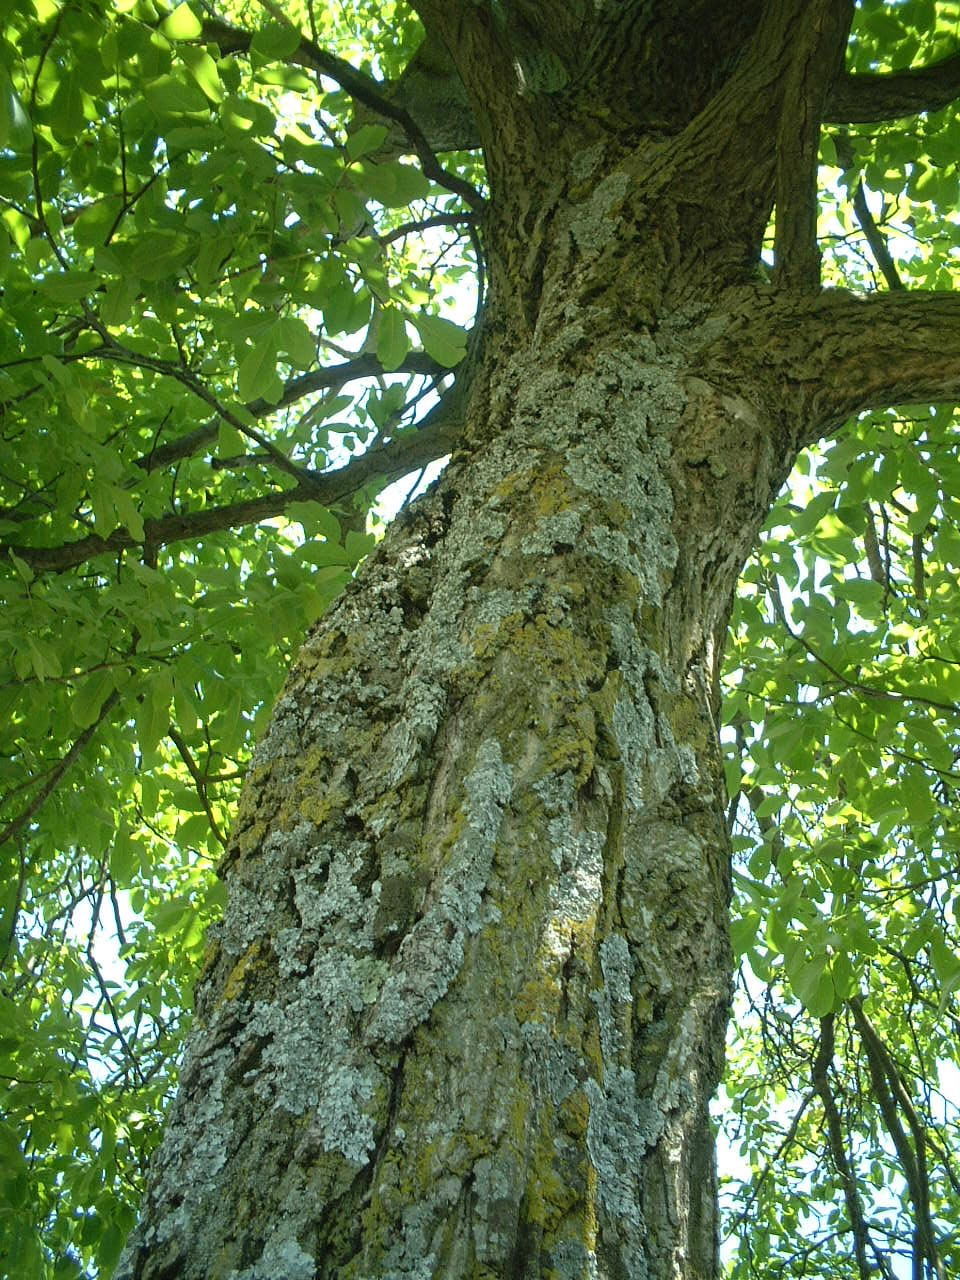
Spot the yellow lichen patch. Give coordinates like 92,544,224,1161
513,916,577,1022
489,616,606,713
559,1087,591,1142
598,494,632,528
196,937,221,986
531,466,577,518
545,709,597,785
294,786,352,828
469,614,523,662
585,1159,599,1252
665,688,714,760
582,1018,604,1076
527,1126,583,1234
230,816,268,861
515,964,563,1023
294,742,332,778
222,939,266,1001
490,464,546,504
589,669,622,735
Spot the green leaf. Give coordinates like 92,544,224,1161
217,422,247,457
250,22,302,65
71,671,117,729
346,124,389,161
180,45,224,104
49,70,86,137
100,275,141,326
38,270,100,302
7,551,34,584
322,280,371,336
0,63,32,151
377,306,410,371
353,159,432,207
144,72,209,118
731,910,761,957
74,198,123,248
413,313,467,367
161,2,203,40
112,486,146,540
786,952,835,1017
277,316,315,368
238,332,282,401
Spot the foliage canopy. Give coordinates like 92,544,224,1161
1,0,959,1276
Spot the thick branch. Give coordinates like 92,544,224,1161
772,1,855,290
724,289,960,441
827,53,960,123
5,413,459,574
666,0,846,285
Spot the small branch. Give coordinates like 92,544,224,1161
835,135,904,291
84,334,313,487
911,532,926,602
0,845,28,970
725,1087,815,1234
85,946,147,1088
5,408,459,573
768,583,958,714
812,1014,875,1280
204,10,483,211
168,726,227,849
136,351,444,472
379,212,477,246
862,503,888,587
850,999,945,1280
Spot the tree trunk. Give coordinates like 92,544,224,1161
119,5,832,1277
118,308,798,1280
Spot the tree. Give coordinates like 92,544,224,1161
2,0,960,1276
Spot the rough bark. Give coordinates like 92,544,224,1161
118,4,957,1277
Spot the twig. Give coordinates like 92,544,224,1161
812,1013,880,1280
0,688,122,850
168,726,227,849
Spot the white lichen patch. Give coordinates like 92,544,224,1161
585,1070,649,1276
568,171,632,254
469,583,537,628
244,957,382,1162
230,1235,316,1280
366,739,513,1044
520,509,583,555
535,771,604,920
